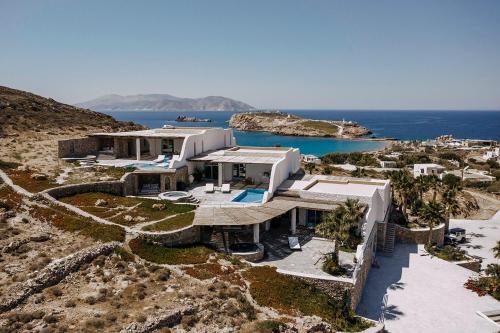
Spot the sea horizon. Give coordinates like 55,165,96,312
101,109,500,156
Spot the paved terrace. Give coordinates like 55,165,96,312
358,244,500,333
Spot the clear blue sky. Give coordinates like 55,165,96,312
1,0,500,110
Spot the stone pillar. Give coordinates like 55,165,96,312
253,223,260,243
218,163,223,187
136,138,141,161
291,208,297,234
298,208,306,226
265,220,270,231
160,175,166,192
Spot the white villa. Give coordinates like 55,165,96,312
483,148,500,161
58,127,392,304
413,163,446,178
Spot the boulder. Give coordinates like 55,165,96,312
152,203,165,211
124,215,134,222
30,173,48,181
95,199,108,207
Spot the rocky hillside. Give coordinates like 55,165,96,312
229,111,372,138
76,93,255,111
0,86,145,172
0,86,144,136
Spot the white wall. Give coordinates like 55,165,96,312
246,164,272,184
267,148,301,200
170,128,234,169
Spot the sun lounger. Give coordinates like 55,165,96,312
221,183,231,193
288,237,301,250
153,155,166,163
205,183,215,193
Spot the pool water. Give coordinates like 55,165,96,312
127,160,170,169
232,188,266,203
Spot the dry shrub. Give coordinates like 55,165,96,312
181,315,198,329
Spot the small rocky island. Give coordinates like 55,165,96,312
175,115,211,122
229,111,371,138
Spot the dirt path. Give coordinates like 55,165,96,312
464,190,500,220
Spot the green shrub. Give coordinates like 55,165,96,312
128,238,213,265
242,266,370,332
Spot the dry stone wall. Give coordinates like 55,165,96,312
58,137,99,158
136,225,201,247
0,242,118,313
395,223,445,246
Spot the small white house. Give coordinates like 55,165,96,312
483,148,500,160
301,154,321,164
413,163,446,178
379,160,397,168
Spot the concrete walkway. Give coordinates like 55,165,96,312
451,210,500,270
357,244,499,333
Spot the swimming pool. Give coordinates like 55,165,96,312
127,161,170,169
232,188,266,203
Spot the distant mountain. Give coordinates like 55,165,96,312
76,94,255,111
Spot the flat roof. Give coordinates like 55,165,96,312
193,196,339,226
90,127,223,138
189,146,288,164
414,163,445,169
278,175,388,198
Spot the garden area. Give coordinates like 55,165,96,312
0,161,58,193
243,266,371,332
59,192,195,226
142,211,195,232
128,238,214,265
29,202,125,242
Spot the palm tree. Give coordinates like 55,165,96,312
442,188,461,233
493,241,500,259
424,175,440,201
305,162,316,174
418,200,445,246
485,263,500,279
388,170,414,221
414,175,430,201
344,198,366,234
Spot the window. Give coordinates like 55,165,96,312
161,139,174,154
232,164,246,178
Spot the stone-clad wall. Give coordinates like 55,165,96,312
137,226,201,247
395,223,445,246
44,181,124,199
351,225,376,309
376,222,386,251
58,137,100,158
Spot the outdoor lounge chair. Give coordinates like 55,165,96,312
288,237,301,250
153,155,166,163
205,183,215,193
221,183,231,193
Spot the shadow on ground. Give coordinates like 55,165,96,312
356,243,418,322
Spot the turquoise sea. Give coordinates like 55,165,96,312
102,110,500,156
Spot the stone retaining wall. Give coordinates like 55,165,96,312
58,137,99,158
351,226,377,309
44,181,124,199
395,223,445,246
456,259,482,272
0,242,118,313
136,225,201,247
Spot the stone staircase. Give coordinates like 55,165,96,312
382,223,396,256
181,194,199,204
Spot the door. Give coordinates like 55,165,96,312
232,163,246,179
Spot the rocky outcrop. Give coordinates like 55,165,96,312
229,111,371,138
0,242,119,313
122,306,195,333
